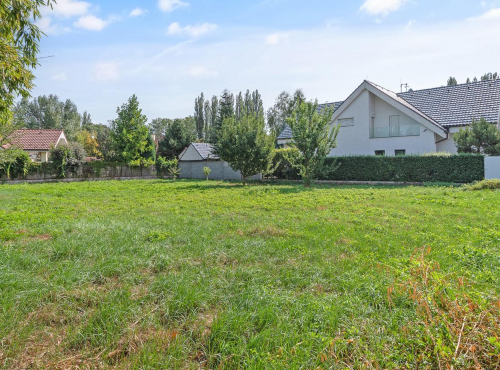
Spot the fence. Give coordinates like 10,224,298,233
485,157,500,179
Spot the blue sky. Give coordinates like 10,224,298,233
34,0,500,124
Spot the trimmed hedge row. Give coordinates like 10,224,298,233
320,155,485,183
269,152,485,183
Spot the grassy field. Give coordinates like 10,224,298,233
0,180,499,369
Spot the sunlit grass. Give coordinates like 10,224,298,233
0,180,499,369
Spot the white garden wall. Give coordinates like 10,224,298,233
485,157,500,179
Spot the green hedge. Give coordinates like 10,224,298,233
318,155,484,183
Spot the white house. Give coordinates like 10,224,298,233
278,79,500,156
1,129,68,162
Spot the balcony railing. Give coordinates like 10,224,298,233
370,124,420,138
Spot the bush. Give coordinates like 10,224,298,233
465,179,500,190
203,166,211,180
0,148,31,179
156,157,178,179
49,143,87,178
268,148,300,180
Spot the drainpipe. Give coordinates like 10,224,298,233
435,130,449,144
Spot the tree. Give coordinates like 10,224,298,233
110,95,153,163
212,89,234,144
217,109,275,185
286,100,340,187
194,93,205,140
0,0,54,127
157,117,196,159
81,111,93,130
447,77,458,86
454,118,500,155
209,95,218,141
203,100,211,139
76,130,102,158
144,133,156,162
267,89,305,137
149,118,171,138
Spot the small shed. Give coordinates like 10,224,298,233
178,143,262,181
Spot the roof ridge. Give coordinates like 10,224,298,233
398,78,500,96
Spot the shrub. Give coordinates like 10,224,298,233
269,148,301,180
129,158,154,167
203,166,211,180
49,143,87,178
465,179,500,190
0,148,31,179
156,157,178,179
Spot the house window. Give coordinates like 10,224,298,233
395,149,406,156
375,150,385,156
339,118,354,127
389,115,400,136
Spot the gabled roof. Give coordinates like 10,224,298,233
191,143,219,160
5,129,66,150
397,79,500,127
278,101,344,140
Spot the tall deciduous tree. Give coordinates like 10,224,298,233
76,130,102,158
217,108,275,185
267,89,305,137
454,118,500,155
212,89,234,144
110,95,153,163
194,93,205,140
286,100,339,187
157,117,196,159
149,118,172,138
0,0,54,129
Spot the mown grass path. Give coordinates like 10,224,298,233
1,180,499,369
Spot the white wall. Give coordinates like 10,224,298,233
329,91,437,156
179,145,202,161
485,157,500,179
436,133,458,154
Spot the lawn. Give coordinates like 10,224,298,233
0,180,499,369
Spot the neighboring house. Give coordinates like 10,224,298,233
278,79,500,156
1,129,68,162
178,143,262,180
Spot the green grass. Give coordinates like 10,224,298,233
0,180,499,369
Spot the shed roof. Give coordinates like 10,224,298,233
191,143,219,160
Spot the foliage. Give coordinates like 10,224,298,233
286,100,339,187
149,118,171,138
194,93,205,140
203,166,212,180
12,95,83,140
129,158,155,167
465,179,500,190
269,148,301,180
454,118,500,155
49,143,87,178
155,157,178,178
447,76,458,86
157,117,196,159
0,0,54,125
421,151,452,157
168,165,181,180
144,133,156,163
266,89,305,137
212,89,235,145
85,123,113,161
0,148,31,179
1,181,499,368
316,154,485,183
76,130,102,158
110,95,153,163
218,111,276,185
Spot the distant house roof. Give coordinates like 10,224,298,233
398,79,500,127
5,129,66,151
180,142,219,160
277,79,500,140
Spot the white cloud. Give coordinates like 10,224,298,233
360,0,408,16
470,7,500,20
130,7,147,17
52,73,68,81
47,0,91,18
37,17,71,35
265,32,290,45
93,62,120,81
73,15,111,31
158,0,189,12
167,22,217,37
185,66,218,78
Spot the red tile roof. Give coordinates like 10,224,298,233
7,129,65,150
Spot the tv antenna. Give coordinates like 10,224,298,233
400,82,410,93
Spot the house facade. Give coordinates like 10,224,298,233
2,129,68,162
278,80,500,156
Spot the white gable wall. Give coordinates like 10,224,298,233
179,144,203,161
329,90,438,156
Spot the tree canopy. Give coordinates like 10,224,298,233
157,117,196,159
454,118,500,155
